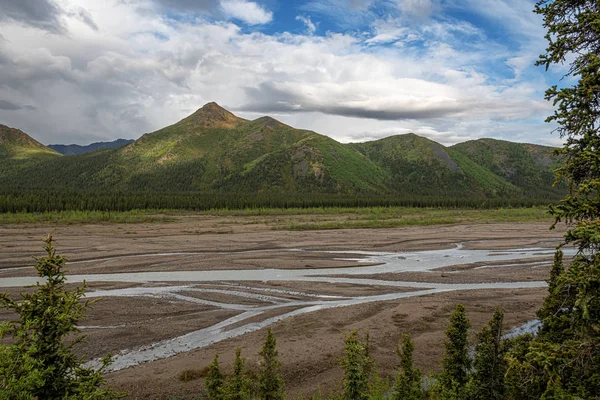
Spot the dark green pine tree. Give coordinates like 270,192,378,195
258,328,285,400
364,332,388,400
206,353,224,400
225,348,251,400
341,330,369,400
536,250,576,343
466,308,507,400
504,1,600,398
363,332,374,381
435,304,472,400
0,235,121,399
393,334,424,400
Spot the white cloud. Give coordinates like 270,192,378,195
219,0,272,25
0,0,559,147
302,0,377,28
366,18,411,44
398,0,437,20
348,0,376,10
296,15,317,35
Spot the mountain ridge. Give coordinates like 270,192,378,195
49,139,134,155
0,124,60,159
0,103,565,202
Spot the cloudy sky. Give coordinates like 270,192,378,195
0,0,565,146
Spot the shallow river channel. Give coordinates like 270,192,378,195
0,244,575,371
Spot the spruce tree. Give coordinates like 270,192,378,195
536,250,575,343
505,2,600,398
364,332,388,400
341,330,369,400
0,235,121,399
393,334,423,400
206,353,224,400
466,308,507,400
225,348,250,400
363,332,374,381
435,304,471,400
258,328,284,400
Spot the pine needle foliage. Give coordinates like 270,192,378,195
466,308,507,400
505,2,600,398
434,304,471,400
225,348,251,400
0,235,121,399
206,353,224,400
258,328,285,400
392,334,423,400
536,250,576,343
363,333,389,400
341,330,369,400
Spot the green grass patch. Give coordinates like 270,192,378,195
203,205,551,219
0,210,175,224
281,217,459,230
178,366,210,382
0,206,553,228
261,206,553,230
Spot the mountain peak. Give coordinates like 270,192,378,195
252,116,289,128
0,124,60,158
0,124,42,147
184,102,246,128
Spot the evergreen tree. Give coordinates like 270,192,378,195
341,330,369,400
225,348,251,400
466,308,507,400
393,334,423,400
0,235,121,399
258,328,285,400
536,250,575,343
435,304,471,400
363,332,374,381
363,332,389,400
206,353,224,400
505,2,600,398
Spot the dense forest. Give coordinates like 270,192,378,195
0,190,560,214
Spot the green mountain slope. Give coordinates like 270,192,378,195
451,139,562,198
0,104,565,204
351,134,518,197
0,125,62,186
108,103,388,193
0,124,60,160
0,103,388,194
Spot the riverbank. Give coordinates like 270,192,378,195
0,219,565,399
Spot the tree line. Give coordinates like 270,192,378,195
0,190,560,214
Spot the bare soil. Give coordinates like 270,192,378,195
0,218,566,399
106,288,546,399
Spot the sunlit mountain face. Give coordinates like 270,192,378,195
0,103,564,203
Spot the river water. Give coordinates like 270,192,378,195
0,244,576,371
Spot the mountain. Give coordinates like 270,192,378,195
49,139,134,155
0,124,60,160
0,103,565,204
451,139,562,197
0,103,388,193
351,134,518,197
103,102,388,192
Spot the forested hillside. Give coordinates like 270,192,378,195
0,103,565,211
451,139,561,198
